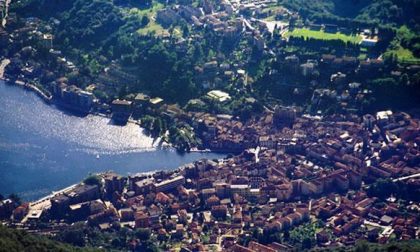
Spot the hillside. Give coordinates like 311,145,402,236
280,0,420,30
0,225,99,252
280,0,420,62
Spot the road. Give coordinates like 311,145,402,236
364,220,393,238
29,183,79,211
392,172,420,182
1,0,11,27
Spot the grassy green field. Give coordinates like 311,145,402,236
385,46,420,64
124,2,168,36
138,22,166,36
383,26,420,64
286,28,362,44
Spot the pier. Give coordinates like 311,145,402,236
24,83,53,103
12,79,53,103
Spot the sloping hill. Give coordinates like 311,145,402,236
280,0,420,29
0,225,99,252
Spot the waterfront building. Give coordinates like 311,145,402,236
54,83,93,113
154,176,185,193
111,99,132,125
103,173,126,195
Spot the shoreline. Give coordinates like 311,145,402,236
1,64,233,156
1,58,52,103
1,78,228,154
8,79,53,103
0,58,10,79
0,78,179,151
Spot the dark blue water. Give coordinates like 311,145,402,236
0,81,223,200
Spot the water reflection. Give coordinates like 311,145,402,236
0,81,224,200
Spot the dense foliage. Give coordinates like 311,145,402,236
56,0,124,50
0,225,98,252
350,239,420,252
280,0,420,30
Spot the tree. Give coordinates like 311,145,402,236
141,16,150,27
367,179,397,199
302,237,312,250
58,224,86,247
0,225,90,251
111,237,124,248
8,194,21,206
83,175,102,186
355,240,370,252
135,228,151,242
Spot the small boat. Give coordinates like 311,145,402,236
96,154,100,159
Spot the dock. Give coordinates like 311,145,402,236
24,83,53,103
12,79,53,103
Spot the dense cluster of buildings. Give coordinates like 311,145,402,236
0,1,419,250
53,82,94,113
1,108,418,251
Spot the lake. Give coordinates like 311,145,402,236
0,81,224,200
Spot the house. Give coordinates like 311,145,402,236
276,183,293,201
88,207,118,226
67,184,100,204
103,173,126,195
0,199,14,219
211,205,228,219
248,241,277,252
41,33,53,49
376,110,393,124
380,215,394,226
68,200,105,222
154,176,185,193
134,93,150,113
316,230,330,244
207,90,231,102
55,84,93,113
119,208,134,221
12,203,29,221
135,211,150,228
259,135,277,149
149,97,164,109
174,224,185,239
300,62,315,77
273,106,296,128
111,99,132,124
51,184,100,217
230,184,250,198
51,194,71,217
134,178,154,195
360,38,378,47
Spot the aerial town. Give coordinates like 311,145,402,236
0,0,419,251
1,107,419,251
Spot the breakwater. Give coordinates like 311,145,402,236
12,79,52,103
